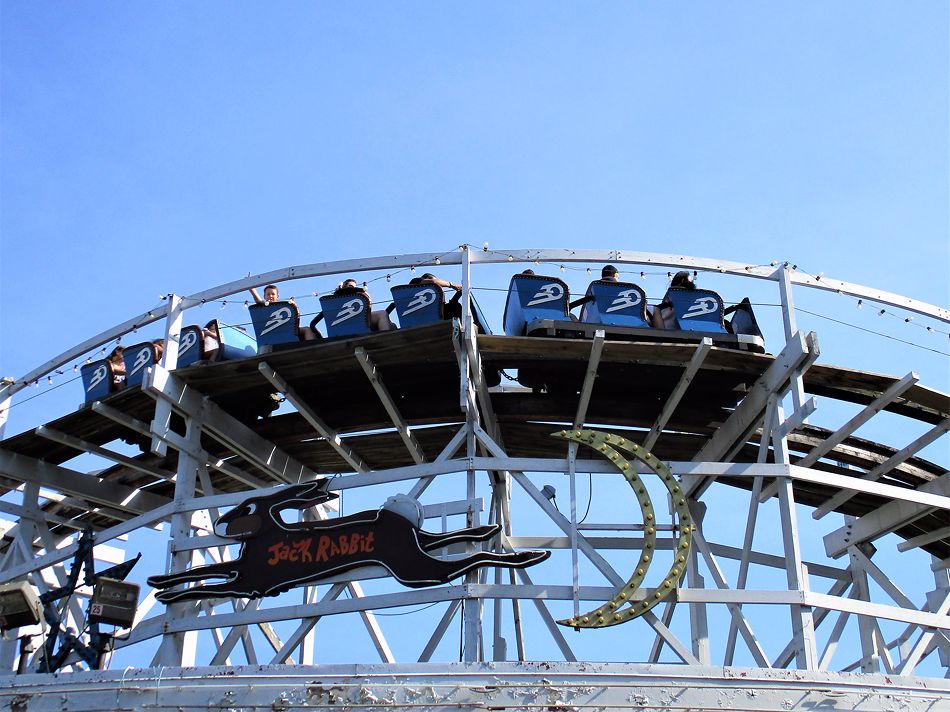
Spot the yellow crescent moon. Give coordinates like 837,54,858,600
551,429,693,628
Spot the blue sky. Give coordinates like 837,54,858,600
3,1,947,426
0,1,948,670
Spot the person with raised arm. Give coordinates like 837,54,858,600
248,281,318,340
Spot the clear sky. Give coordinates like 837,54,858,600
0,1,948,671
3,0,947,427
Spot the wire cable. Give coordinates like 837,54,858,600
796,308,949,357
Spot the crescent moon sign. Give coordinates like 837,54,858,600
551,429,694,629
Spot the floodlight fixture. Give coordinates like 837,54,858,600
0,581,42,631
88,578,140,628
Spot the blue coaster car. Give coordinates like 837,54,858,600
248,302,300,347
503,274,572,336
391,284,444,328
177,325,204,367
211,320,257,360
80,359,116,402
579,280,649,327
725,297,765,343
123,341,161,388
392,283,494,335
662,288,728,333
320,290,373,338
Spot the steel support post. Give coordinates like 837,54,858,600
724,394,787,665
460,245,481,663
848,541,881,673
686,500,710,664
495,471,525,662
150,294,184,456
462,438,481,661
490,470,512,662
776,265,806,417
724,472,766,666
300,510,319,665
460,245,473,412
772,403,818,670
492,553,505,661
569,331,604,617
157,417,202,667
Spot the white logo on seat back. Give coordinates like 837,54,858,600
683,296,719,320
261,306,294,336
605,289,643,313
527,283,564,307
179,330,198,356
128,347,152,377
86,364,108,392
403,288,438,316
331,298,365,327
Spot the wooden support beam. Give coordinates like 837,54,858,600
148,365,313,484
814,417,950,520
354,347,426,465
572,330,605,430
92,401,270,489
897,525,950,553
644,338,712,451
35,426,175,482
0,448,169,515
799,373,919,469
824,473,950,558
686,331,819,497
259,362,369,474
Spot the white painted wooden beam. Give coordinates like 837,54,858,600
35,426,175,482
814,417,950,520
824,473,950,558
686,331,820,497
148,365,313,484
259,361,369,474
644,338,712,451
354,347,426,465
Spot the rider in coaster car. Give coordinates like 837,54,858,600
312,278,396,333
409,272,463,319
651,271,695,329
249,282,319,340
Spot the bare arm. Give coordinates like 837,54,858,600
423,276,461,292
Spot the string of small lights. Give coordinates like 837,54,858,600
2,337,125,395
2,373,82,410
786,264,950,342
796,307,949,357
473,244,700,281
